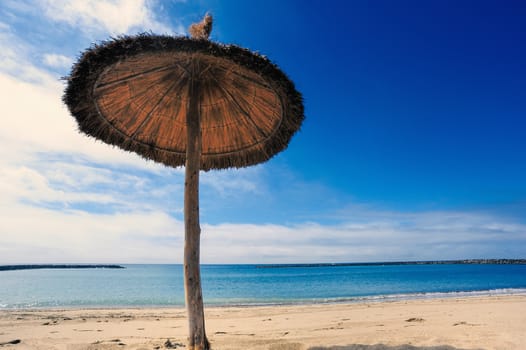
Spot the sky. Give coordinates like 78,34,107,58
1,0,525,264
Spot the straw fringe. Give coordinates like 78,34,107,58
63,34,304,171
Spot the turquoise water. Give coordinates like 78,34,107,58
1,264,525,309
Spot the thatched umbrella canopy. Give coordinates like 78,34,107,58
63,15,304,350
64,26,303,171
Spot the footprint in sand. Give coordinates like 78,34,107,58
453,321,481,326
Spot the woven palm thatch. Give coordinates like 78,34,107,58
63,34,304,171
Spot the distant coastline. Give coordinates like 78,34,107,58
1,260,525,271
256,259,526,268
0,264,125,271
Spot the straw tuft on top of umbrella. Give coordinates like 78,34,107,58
189,13,213,40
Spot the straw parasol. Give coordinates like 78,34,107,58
63,14,304,350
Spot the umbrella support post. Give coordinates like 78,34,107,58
183,74,210,350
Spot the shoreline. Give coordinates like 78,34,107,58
3,291,526,311
2,288,526,311
4,293,526,313
1,294,525,349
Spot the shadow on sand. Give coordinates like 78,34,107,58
308,345,484,350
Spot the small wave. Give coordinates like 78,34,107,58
201,288,526,308
209,288,526,307
313,288,526,305
1,289,525,310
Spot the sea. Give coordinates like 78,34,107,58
1,264,526,309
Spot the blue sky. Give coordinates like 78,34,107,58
1,0,525,264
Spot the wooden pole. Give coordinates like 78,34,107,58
184,64,210,350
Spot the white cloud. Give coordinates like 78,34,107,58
43,53,73,69
0,204,183,264
200,213,526,264
0,29,57,87
39,0,174,36
0,165,125,208
0,70,171,170
1,196,525,264
201,167,263,197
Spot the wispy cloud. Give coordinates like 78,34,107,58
201,167,264,197
0,205,184,264
2,196,525,264
42,53,73,70
37,0,175,36
200,210,526,264
0,31,57,87
0,71,153,168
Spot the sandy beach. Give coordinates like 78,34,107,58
0,295,526,350
0,295,525,350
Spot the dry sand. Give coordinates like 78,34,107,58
1,295,525,350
